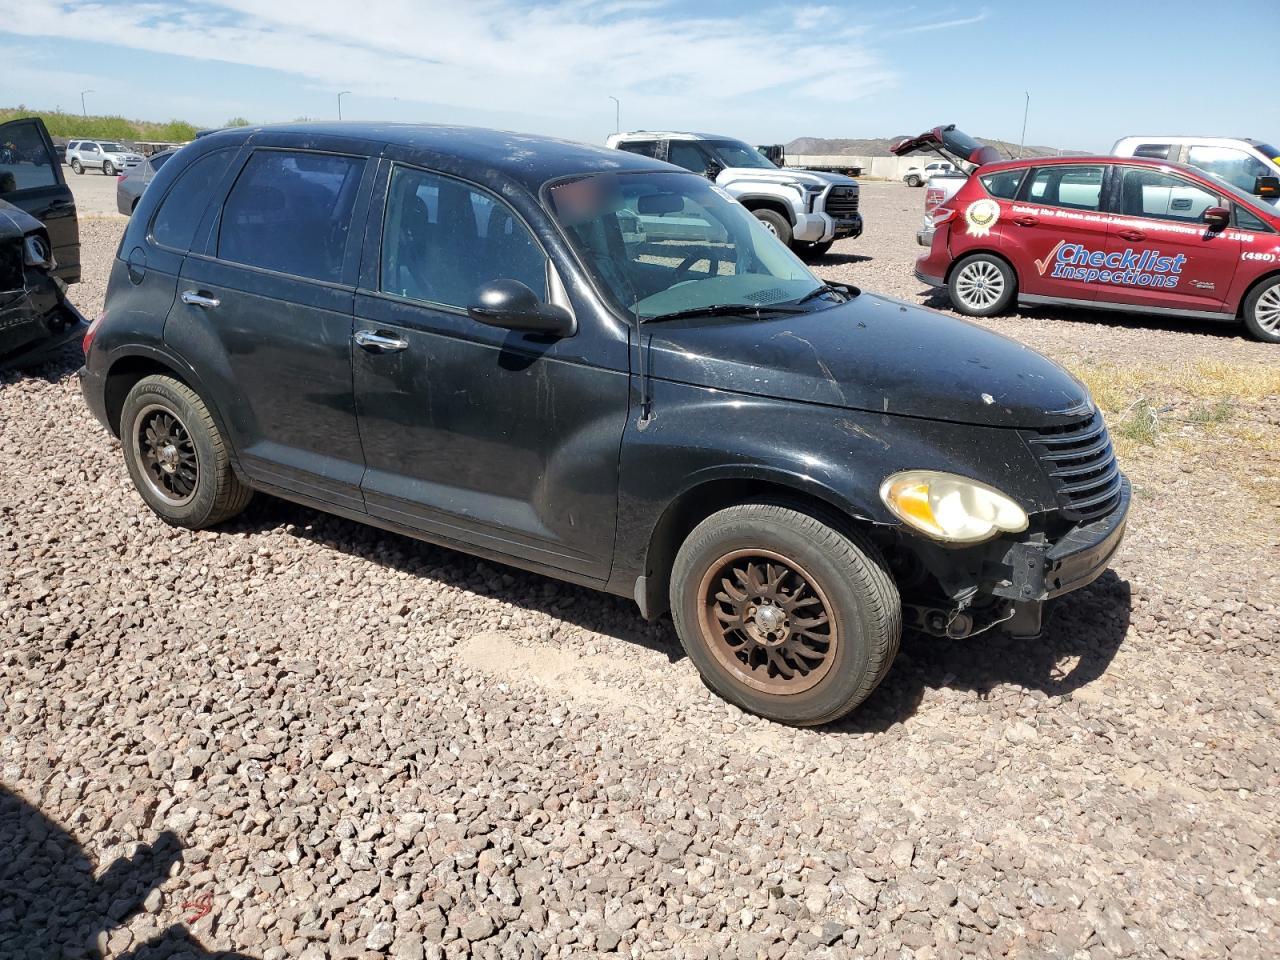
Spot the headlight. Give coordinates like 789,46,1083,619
22,234,53,269
880,470,1028,544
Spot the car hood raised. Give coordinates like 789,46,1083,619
645,292,1092,429
716,167,857,188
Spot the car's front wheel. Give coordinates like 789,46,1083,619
670,503,901,726
70,159,83,175
751,209,793,247
103,160,116,176
948,253,1017,316
1242,276,1280,344
906,174,922,187
120,375,252,529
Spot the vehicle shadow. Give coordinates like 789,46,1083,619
0,341,83,384
832,570,1132,734
0,785,255,959
816,252,873,266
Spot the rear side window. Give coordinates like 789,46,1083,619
1116,168,1219,223
979,169,1026,200
1132,143,1172,160
0,120,58,194
1021,165,1104,211
151,149,235,251
617,141,660,159
217,150,364,283
380,165,547,309
150,152,173,171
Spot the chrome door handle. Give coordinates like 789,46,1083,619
354,329,409,352
181,290,221,308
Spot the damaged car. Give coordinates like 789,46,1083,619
1,117,85,369
80,123,1129,726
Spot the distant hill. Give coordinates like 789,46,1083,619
785,135,1082,158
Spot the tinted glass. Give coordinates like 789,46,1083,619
667,141,709,174
617,141,660,159
1132,144,1172,160
705,140,774,170
218,150,363,282
1235,205,1271,232
380,166,546,308
1117,168,1219,223
0,120,58,194
151,149,235,250
150,151,173,170
1254,142,1280,160
1186,145,1271,193
1022,165,1104,211
980,169,1025,199
100,142,125,153
547,171,818,320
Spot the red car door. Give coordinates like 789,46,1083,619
1003,163,1110,305
1102,165,1239,316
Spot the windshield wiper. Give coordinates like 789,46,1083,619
642,303,809,323
794,282,859,305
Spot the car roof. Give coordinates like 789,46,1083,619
978,154,1217,177
612,131,730,142
198,122,668,190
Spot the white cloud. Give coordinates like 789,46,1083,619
0,0,897,137
886,7,991,35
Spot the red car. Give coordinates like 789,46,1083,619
914,154,1280,343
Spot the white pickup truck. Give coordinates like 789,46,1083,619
903,161,956,187
891,125,1001,246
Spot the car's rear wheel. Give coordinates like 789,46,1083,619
671,503,901,726
906,174,922,187
120,375,252,528
751,209,793,247
103,160,115,176
1243,277,1280,344
70,159,83,175
948,253,1016,316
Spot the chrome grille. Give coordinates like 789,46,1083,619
1024,411,1123,523
824,186,859,218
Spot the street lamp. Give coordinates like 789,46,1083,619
80,89,94,118
338,91,351,121
609,96,620,135
1018,91,1030,159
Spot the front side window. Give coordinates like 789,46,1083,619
1021,165,1104,211
0,120,58,194
1116,168,1219,223
380,166,547,309
980,168,1026,200
704,140,775,170
547,170,819,320
1235,205,1272,232
1132,143,1172,160
217,150,364,282
666,141,711,175
151,149,235,251
1187,145,1271,193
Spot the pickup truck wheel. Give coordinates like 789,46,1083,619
795,240,834,260
671,503,901,726
103,160,115,176
1243,277,1280,343
905,174,922,187
120,375,252,529
70,159,83,175
948,253,1016,317
752,209,792,247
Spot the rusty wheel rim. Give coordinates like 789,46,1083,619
696,548,838,695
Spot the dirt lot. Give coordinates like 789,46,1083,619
2,183,1278,960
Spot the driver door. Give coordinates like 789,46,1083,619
0,118,79,282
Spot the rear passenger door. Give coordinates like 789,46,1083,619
1007,164,1110,304
0,117,79,283
171,146,375,512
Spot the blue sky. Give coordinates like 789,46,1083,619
2,0,1277,152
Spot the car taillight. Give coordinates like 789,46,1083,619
924,186,946,214
83,311,105,354
117,174,127,182
932,206,957,226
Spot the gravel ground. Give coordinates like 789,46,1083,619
2,197,1277,960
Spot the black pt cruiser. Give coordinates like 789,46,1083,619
79,123,1129,726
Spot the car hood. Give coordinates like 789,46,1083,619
0,198,42,242
645,292,1093,429
716,167,857,188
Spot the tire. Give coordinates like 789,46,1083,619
795,240,834,261
1242,276,1280,343
751,208,793,247
905,175,922,188
948,253,1017,317
120,375,252,529
70,159,83,175
103,160,115,176
670,503,901,726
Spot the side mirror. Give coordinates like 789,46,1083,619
1253,175,1280,199
1203,206,1230,231
467,280,575,338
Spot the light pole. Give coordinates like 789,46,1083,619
338,91,351,121
609,96,620,135
1018,91,1030,158
80,89,94,118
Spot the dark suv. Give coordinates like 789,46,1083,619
79,123,1129,726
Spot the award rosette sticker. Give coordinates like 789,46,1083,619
965,198,1000,238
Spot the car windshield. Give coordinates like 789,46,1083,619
547,171,823,320
705,140,776,170
100,142,126,152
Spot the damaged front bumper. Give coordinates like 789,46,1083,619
0,272,88,371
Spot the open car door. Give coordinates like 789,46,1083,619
891,124,1003,172
0,117,79,284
